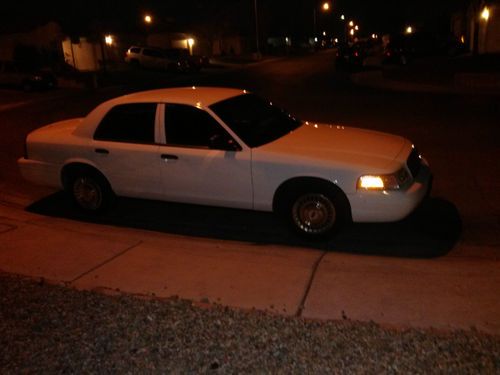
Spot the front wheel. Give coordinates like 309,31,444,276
292,193,337,236
279,183,350,239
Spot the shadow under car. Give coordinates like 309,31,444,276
27,193,461,258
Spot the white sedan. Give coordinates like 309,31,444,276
18,87,431,238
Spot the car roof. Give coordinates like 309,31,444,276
115,86,247,107
74,87,248,138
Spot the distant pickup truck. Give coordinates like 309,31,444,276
163,48,209,72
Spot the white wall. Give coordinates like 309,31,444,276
62,37,103,71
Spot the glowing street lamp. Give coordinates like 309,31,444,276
187,38,195,55
348,20,354,27
313,1,332,38
405,25,413,34
104,35,114,46
144,14,152,24
481,6,490,21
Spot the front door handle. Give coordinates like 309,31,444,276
95,148,109,154
161,154,178,160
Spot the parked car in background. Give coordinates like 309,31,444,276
162,48,196,72
125,46,206,72
335,40,384,70
384,32,466,65
18,87,431,239
335,43,366,69
125,46,178,71
163,48,209,72
0,60,57,91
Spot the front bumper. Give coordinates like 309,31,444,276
348,163,432,223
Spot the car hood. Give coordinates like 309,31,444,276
258,122,410,171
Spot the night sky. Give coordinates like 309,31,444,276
1,0,469,36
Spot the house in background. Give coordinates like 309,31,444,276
62,37,105,71
0,22,63,66
452,0,500,53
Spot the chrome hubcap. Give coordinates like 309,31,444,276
73,177,102,210
292,194,336,234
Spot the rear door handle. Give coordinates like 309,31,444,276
95,148,109,154
161,154,178,160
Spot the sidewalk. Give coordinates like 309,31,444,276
1,201,499,334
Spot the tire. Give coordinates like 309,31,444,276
22,81,33,92
278,182,350,239
68,170,113,213
130,59,140,69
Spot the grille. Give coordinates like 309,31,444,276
407,148,422,178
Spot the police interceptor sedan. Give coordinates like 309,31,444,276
18,87,431,238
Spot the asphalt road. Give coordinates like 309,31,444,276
0,50,499,332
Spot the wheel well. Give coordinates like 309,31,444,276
273,177,352,222
61,163,111,192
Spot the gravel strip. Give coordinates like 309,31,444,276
1,274,499,373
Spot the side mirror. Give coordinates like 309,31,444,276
209,134,242,151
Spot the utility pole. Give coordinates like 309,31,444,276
254,0,261,57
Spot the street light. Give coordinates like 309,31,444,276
313,1,332,37
405,25,413,34
254,0,261,56
144,14,152,24
104,35,114,46
481,6,490,21
187,38,195,55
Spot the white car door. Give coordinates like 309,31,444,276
159,103,253,209
91,102,164,200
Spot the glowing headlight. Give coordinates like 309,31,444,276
357,168,410,190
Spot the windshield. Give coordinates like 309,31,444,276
209,94,302,148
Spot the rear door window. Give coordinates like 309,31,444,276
94,103,157,144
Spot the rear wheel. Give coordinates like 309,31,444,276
67,169,113,213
